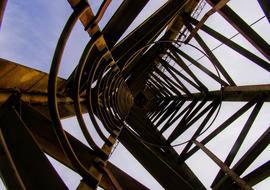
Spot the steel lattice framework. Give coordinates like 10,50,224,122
0,0,269,190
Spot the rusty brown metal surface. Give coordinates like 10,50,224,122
185,0,230,43
193,140,253,190
0,0,7,29
0,58,66,95
0,0,269,189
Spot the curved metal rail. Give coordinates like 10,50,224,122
48,1,133,188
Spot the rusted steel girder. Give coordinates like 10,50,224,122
211,100,264,187
180,84,270,102
125,1,200,95
242,161,270,187
193,140,253,190
185,0,230,43
0,96,149,190
184,22,236,86
0,97,68,190
0,0,7,28
48,1,135,189
103,0,149,48
112,0,197,70
206,0,270,61
1,0,269,189
119,128,206,190
122,105,206,190
258,0,270,23
184,15,270,72
212,127,270,189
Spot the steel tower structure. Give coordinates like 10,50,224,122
0,0,269,189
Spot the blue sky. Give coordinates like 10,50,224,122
0,0,269,190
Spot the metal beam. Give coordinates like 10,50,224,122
119,128,206,190
0,0,7,29
174,48,229,86
112,0,190,67
193,140,253,190
125,105,206,189
180,84,270,102
103,0,149,48
178,101,219,159
211,100,264,187
185,22,236,86
242,161,270,187
20,100,149,190
0,102,68,190
168,47,208,92
159,58,196,94
213,127,270,189
185,15,270,72
258,0,270,23
166,100,199,143
185,0,230,43
0,142,25,190
182,98,258,161
206,0,270,61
